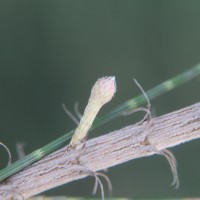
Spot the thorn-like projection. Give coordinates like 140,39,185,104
92,172,113,198
70,165,112,200
123,78,152,125
0,141,12,167
123,78,179,188
62,103,80,125
159,149,179,188
74,102,82,120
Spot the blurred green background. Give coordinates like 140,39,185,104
0,0,200,198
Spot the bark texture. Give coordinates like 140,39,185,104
0,102,200,199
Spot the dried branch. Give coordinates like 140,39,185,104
0,102,200,199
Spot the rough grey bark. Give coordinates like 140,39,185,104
0,102,200,199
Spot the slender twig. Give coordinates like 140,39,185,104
0,102,199,199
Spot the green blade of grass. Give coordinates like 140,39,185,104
94,63,200,127
0,63,200,182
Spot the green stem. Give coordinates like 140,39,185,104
0,64,200,182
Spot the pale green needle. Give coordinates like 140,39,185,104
70,76,116,147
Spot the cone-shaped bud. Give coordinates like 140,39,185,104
70,76,116,147
90,76,116,106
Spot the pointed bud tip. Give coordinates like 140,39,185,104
91,76,116,105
